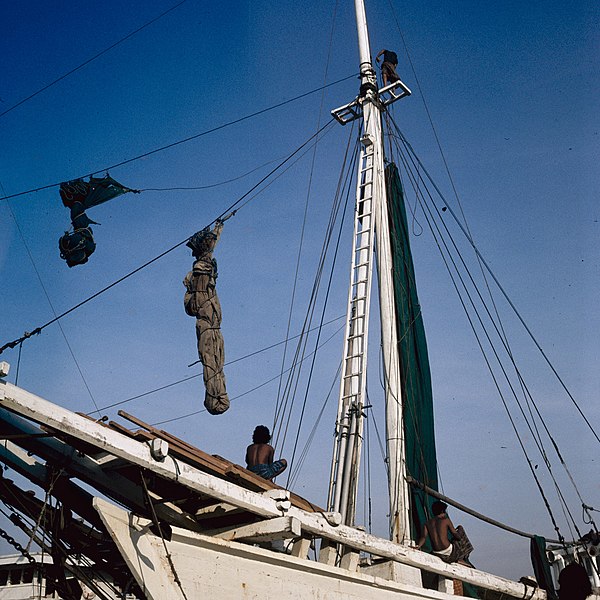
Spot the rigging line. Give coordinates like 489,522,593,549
406,476,567,545
394,143,576,544
392,144,553,464
276,137,357,455
393,140,581,525
284,158,354,489
273,133,359,446
2,184,101,413
95,316,345,413
392,128,595,491
273,125,352,436
0,120,334,357
385,121,549,472
273,0,340,436
394,133,594,525
395,128,600,447
188,314,344,368
0,75,357,204
287,362,341,487
151,323,345,427
0,0,188,120
383,8,515,373
140,157,284,192
271,124,353,438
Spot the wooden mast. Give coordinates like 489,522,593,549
328,0,410,542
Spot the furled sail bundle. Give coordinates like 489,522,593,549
58,174,136,267
183,220,230,415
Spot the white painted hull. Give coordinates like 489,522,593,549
97,498,451,600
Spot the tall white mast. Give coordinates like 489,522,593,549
328,0,412,542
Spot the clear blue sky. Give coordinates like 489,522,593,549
0,0,598,581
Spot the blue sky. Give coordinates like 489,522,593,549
0,0,598,581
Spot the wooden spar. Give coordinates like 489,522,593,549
407,476,564,544
0,380,547,598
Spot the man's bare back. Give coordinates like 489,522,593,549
420,514,458,552
245,442,274,468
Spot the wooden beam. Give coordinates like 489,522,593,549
200,516,301,543
0,382,546,599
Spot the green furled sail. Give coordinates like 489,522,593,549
385,162,439,543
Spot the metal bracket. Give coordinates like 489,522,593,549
331,79,412,125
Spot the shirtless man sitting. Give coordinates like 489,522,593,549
245,425,287,481
416,501,471,565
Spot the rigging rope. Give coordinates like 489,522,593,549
276,134,358,484
2,181,101,413
152,323,345,427
0,0,188,120
388,119,593,546
273,129,358,449
0,75,356,204
272,0,341,442
0,120,335,359
92,316,344,413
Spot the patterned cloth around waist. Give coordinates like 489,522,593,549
248,460,285,480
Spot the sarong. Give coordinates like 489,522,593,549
434,526,474,564
248,461,286,481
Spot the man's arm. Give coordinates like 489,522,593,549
447,517,462,539
375,49,385,62
416,523,428,549
267,445,275,464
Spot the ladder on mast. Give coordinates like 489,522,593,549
327,135,377,525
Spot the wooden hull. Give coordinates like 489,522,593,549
96,498,451,600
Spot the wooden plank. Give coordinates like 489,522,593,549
206,516,301,543
117,410,321,512
0,383,547,598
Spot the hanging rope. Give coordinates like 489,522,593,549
140,471,188,600
0,76,356,204
0,1,189,120
0,120,335,358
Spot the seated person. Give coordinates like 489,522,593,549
416,501,473,566
245,425,287,481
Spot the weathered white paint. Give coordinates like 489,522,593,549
96,498,451,600
0,382,547,599
208,516,302,542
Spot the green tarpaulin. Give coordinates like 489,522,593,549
385,162,439,545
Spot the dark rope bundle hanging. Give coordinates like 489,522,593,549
183,213,235,415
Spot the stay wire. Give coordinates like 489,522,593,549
0,0,188,120
284,146,354,489
152,323,345,427
0,74,357,204
386,9,554,455
0,119,334,358
272,127,358,446
2,187,101,413
391,120,595,532
140,157,284,192
93,316,344,414
395,128,599,447
391,132,578,543
275,134,357,461
288,362,342,487
272,0,341,439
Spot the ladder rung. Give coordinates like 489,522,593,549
349,314,365,321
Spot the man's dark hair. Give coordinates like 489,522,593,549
432,501,448,516
252,425,271,444
558,562,592,600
